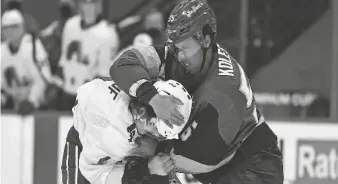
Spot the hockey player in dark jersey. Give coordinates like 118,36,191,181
110,0,283,183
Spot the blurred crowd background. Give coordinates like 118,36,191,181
1,0,337,121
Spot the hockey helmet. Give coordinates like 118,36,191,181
166,0,217,45
153,80,193,139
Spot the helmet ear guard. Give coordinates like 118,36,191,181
201,35,211,48
192,28,212,49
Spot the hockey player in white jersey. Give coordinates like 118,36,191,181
56,0,119,110
61,78,192,184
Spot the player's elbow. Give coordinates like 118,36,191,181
109,59,124,81
109,64,136,94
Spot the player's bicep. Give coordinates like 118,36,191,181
109,49,156,94
208,90,242,145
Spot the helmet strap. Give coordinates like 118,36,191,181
193,30,211,73
199,47,208,72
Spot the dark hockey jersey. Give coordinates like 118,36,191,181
110,43,277,182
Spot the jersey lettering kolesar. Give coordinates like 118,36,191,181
58,15,119,95
73,78,139,184
110,44,277,181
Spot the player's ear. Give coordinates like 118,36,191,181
137,107,147,118
201,35,211,48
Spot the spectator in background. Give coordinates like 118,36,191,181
40,0,76,75
144,9,164,31
113,32,153,62
142,9,166,45
4,0,40,37
1,10,51,115
54,0,119,111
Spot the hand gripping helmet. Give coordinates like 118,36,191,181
166,0,217,45
153,80,193,139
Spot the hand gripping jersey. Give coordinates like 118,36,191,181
59,15,119,95
110,44,277,182
73,78,137,184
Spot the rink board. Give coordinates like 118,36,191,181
1,113,338,184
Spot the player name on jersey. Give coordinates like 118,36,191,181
217,44,234,77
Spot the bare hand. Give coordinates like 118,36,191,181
149,94,185,128
148,153,174,176
135,136,158,158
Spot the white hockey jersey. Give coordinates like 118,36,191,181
1,34,49,107
59,15,119,95
73,78,139,184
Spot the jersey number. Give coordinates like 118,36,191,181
66,41,89,65
108,83,121,100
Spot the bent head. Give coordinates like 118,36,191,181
129,80,193,140
129,97,163,139
166,0,216,73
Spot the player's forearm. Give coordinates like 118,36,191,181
109,60,158,104
133,80,158,104
207,88,242,145
110,46,164,104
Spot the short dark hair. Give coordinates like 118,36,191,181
128,97,156,119
6,1,22,11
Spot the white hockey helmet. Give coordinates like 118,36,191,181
153,80,193,139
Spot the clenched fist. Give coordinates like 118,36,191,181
135,135,158,158
148,153,174,176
